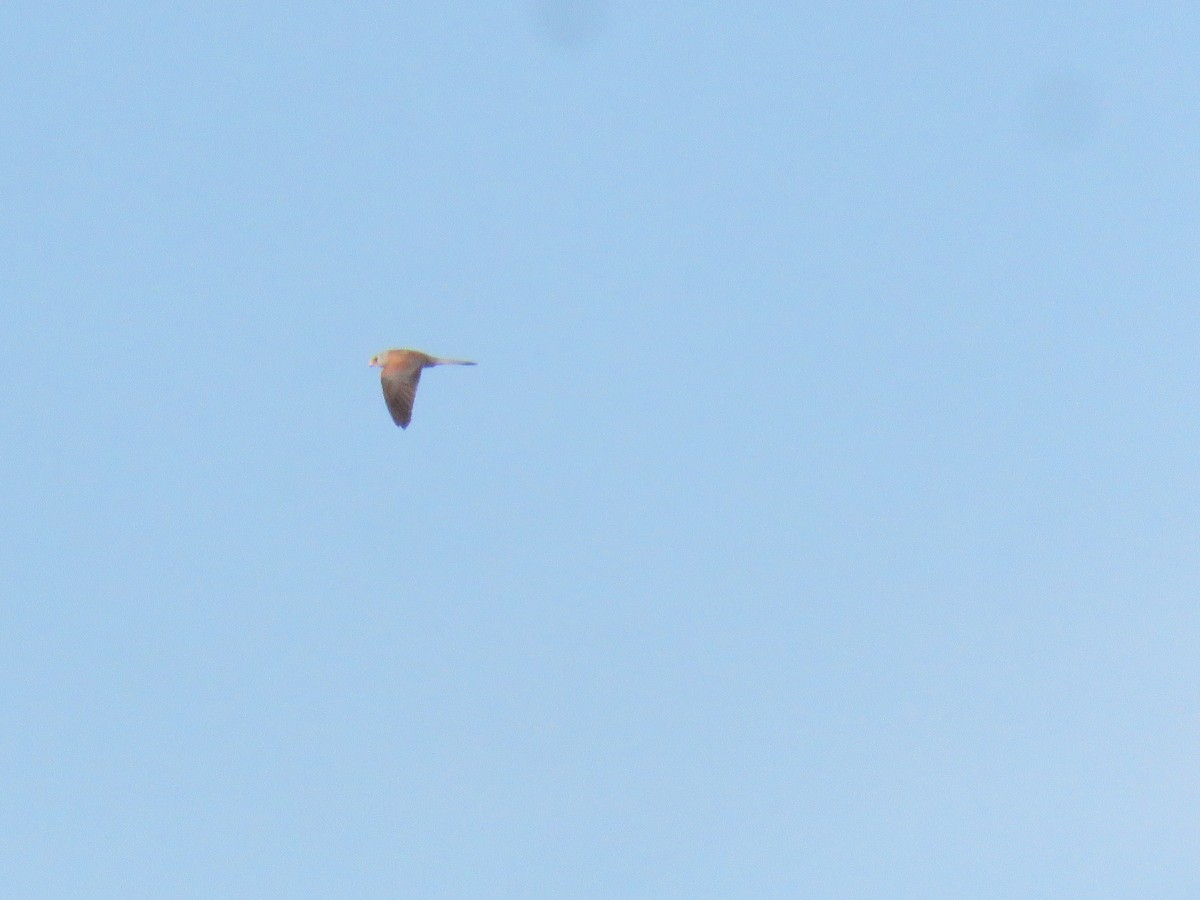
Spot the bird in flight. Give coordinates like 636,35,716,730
369,348,476,428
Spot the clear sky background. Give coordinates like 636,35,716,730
2,2,1197,897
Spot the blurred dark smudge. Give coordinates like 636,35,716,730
532,0,607,48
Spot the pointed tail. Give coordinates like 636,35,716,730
432,358,477,366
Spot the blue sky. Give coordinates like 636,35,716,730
2,2,1198,896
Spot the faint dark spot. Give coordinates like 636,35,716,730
1024,70,1104,151
532,0,607,48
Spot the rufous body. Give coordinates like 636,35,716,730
368,348,476,428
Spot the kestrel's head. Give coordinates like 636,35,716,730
369,351,388,368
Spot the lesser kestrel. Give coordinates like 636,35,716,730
368,348,476,428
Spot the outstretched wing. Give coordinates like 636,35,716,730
380,365,422,428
